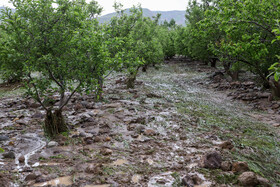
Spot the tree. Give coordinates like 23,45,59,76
0,0,107,137
107,5,164,89
0,20,24,83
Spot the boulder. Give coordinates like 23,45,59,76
3,151,15,159
238,172,259,186
219,141,234,150
200,151,222,169
47,141,58,148
221,161,232,171
0,135,9,141
232,161,249,173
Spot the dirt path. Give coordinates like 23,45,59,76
0,60,279,186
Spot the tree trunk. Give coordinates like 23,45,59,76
269,78,280,98
223,62,239,81
210,58,217,68
126,73,136,89
231,71,239,81
142,65,148,72
44,109,68,137
96,77,103,101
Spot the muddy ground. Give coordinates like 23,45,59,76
0,59,279,187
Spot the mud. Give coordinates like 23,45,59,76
0,59,279,186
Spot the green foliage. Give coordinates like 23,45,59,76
0,24,24,83
0,147,4,153
0,0,108,110
201,0,280,83
178,0,280,93
107,4,164,84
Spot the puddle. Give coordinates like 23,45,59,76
148,172,175,187
111,159,128,166
32,162,60,167
132,174,141,183
14,133,46,170
33,176,73,186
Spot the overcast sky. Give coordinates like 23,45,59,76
0,0,189,15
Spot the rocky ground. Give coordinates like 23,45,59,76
0,59,279,187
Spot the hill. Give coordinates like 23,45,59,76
0,7,186,26
99,8,186,26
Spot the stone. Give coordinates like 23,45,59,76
238,172,259,186
144,129,156,136
47,141,58,148
219,141,234,150
74,103,83,111
0,173,10,187
25,173,38,181
84,137,93,145
273,123,280,127
32,112,44,119
19,155,25,163
93,136,103,142
232,161,249,173
257,176,270,187
102,103,122,109
221,161,232,171
85,164,101,174
100,148,112,156
3,151,15,159
79,132,87,137
200,151,222,169
105,137,111,142
0,135,9,141
181,174,202,187
29,102,41,108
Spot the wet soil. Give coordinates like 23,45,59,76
0,59,279,187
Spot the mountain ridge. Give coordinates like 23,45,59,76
0,7,186,25
99,8,186,26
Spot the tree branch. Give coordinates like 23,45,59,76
58,81,82,111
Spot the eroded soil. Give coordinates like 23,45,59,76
0,60,279,187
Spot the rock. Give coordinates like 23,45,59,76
181,174,202,187
181,175,194,187
3,151,15,159
219,141,234,150
102,103,122,109
32,111,44,119
74,103,83,111
143,129,156,136
200,151,222,169
18,155,25,163
25,173,38,181
0,173,10,187
221,161,232,171
93,136,103,142
238,172,259,186
47,141,58,148
84,137,93,144
85,164,102,174
258,92,271,98
29,102,41,108
0,135,9,141
273,123,280,127
100,148,113,155
81,101,91,109
232,161,249,173
105,137,111,142
79,132,87,137
257,176,270,187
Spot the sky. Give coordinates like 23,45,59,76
0,0,190,15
